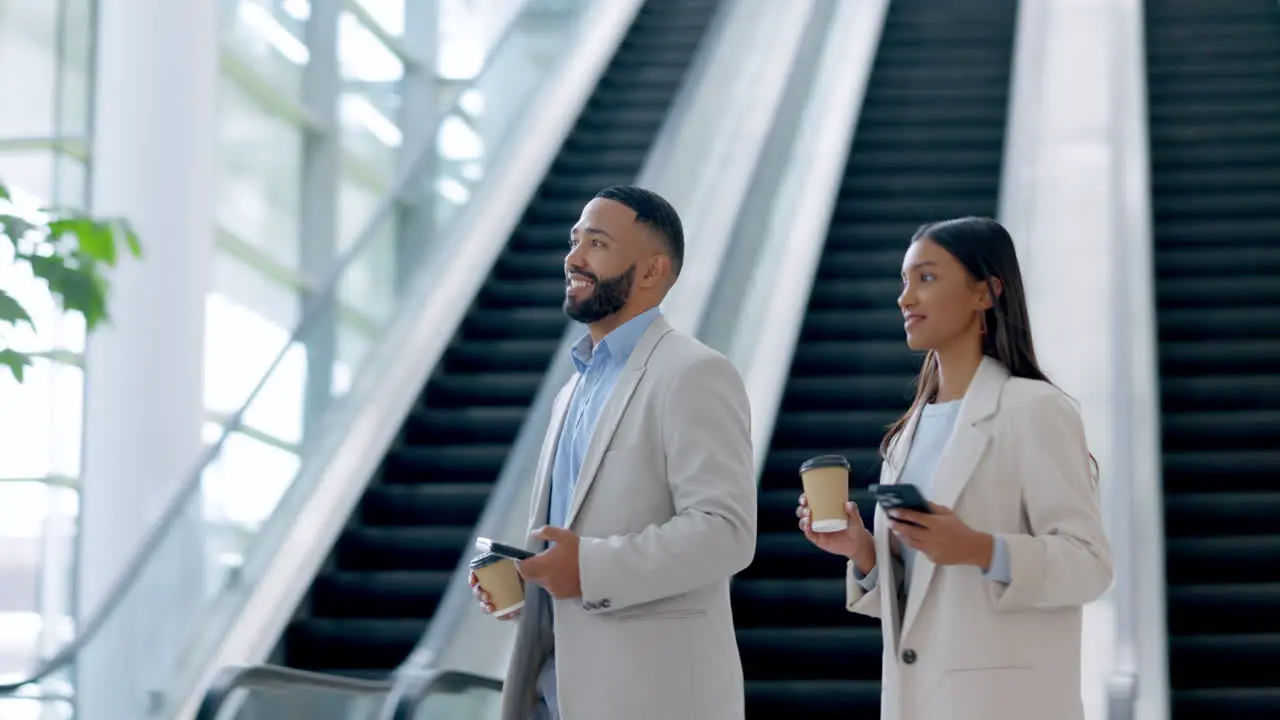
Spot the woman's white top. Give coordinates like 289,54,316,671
893,399,962,591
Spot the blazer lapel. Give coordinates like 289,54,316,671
871,463,905,656
527,377,579,541
564,317,673,528
926,356,1007,510
899,356,1008,638
873,401,921,652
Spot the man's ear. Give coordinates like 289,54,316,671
641,253,672,287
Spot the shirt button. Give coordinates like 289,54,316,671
902,649,917,665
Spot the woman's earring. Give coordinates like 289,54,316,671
978,310,988,335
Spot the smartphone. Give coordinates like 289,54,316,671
475,537,535,561
868,483,933,516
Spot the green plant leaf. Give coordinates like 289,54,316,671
25,253,70,289
1,183,145,385
0,289,35,330
49,217,118,265
0,349,31,383
118,220,143,258
0,213,36,247
59,267,109,330
25,253,110,329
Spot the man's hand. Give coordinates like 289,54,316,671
517,526,583,599
888,503,994,569
469,571,522,620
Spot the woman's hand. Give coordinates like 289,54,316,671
888,503,995,569
796,494,876,573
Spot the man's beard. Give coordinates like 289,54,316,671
563,264,636,324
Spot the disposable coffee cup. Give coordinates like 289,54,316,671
799,454,851,533
470,552,525,618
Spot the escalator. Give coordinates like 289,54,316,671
275,0,721,676
1146,1,1280,716
730,0,1017,716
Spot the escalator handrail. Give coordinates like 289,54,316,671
192,663,501,720
194,664,393,720
726,0,890,474
1106,0,1170,716
384,668,503,720
0,0,591,697
193,663,502,720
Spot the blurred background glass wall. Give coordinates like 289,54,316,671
0,1,537,716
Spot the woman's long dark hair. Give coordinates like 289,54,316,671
879,217,1097,476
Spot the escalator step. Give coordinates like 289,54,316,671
421,372,544,407
335,526,474,571
310,570,452,618
279,0,723,676
1148,4,1280,713
402,407,528,444
1167,584,1280,636
1164,493,1280,538
440,339,560,373
288,618,426,670
359,483,492,526
462,307,569,338
735,1,1017,716
494,249,567,280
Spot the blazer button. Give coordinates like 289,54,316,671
902,649,917,665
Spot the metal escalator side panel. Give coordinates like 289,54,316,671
654,0,817,336
999,0,1171,718
1109,2,1169,718
718,0,892,476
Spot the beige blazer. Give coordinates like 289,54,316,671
501,315,757,720
846,357,1114,720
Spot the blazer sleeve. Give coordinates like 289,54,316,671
846,516,904,617
577,353,757,614
990,390,1115,612
846,560,881,617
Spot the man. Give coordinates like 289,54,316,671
469,185,757,720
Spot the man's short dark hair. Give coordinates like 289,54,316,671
594,185,684,277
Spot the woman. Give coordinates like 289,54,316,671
796,217,1113,720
